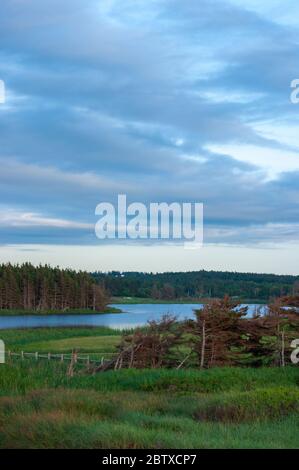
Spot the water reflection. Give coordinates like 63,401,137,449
0,303,267,330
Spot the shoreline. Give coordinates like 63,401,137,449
0,306,123,317
111,296,268,305
0,298,268,316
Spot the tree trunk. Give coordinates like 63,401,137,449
281,329,285,367
200,320,206,369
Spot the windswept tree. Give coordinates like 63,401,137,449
104,315,183,370
280,294,299,308
185,296,248,368
93,295,298,373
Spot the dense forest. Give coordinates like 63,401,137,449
1,264,299,312
93,270,299,302
0,263,108,312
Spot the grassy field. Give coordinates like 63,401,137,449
0,327,298,449
0,326,123,360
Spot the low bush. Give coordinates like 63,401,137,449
195,387,299,423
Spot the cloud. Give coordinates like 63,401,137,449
0,210,93,229
0,0,299,255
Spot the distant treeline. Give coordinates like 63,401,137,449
93,270,299,301
0,263,107,312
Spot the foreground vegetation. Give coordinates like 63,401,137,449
0,359,298,448
0,325,298,448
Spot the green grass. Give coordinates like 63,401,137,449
23,335,121,354
0,327,298,449
1,361,298,395
0,326,123,360
1,388,299,449
0,326,122,348
0,362,298,448
195,387,299,422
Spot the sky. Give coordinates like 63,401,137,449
1,0,299,274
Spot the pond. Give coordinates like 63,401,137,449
0,303,267,330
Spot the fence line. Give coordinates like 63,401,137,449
6,350,115,366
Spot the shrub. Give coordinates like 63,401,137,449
194,387,299,423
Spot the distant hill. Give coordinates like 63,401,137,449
92,270,299,302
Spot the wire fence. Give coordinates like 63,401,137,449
6,350,116,367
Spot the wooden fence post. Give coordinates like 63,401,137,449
61,354,64,363
35,352,38,360
21,351,24,361
48,352,51,361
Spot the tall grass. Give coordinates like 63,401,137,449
0,326,298,449
0,383,298,449
1,360,298,395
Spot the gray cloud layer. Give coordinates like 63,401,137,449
0,0,299,247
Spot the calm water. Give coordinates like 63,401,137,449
0,303,267,330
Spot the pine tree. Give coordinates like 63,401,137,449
0,263,109,312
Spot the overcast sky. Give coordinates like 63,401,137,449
1,0,299,274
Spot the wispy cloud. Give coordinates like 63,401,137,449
0,210,92,230
0,0,299,266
